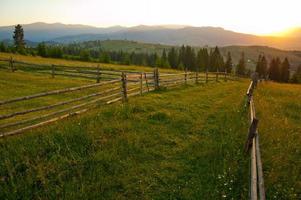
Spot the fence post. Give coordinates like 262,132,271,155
216,68,219,82
121,72,127,102
144,73,150,92
195,71,199,84
184,68,187,85
10,56,15,72
206,69,208,83
154,68,159,90
96,65,100,83
139,72,143,95
156,68,160,89
51,64,55,78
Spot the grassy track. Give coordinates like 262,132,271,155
254,82,301,199
0,80,251,199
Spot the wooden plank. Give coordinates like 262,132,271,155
0,87,120,121
0,92,121,136
121,72,127,102
251,137,258,200
251,99,266,200
0,109,89,138
0,79,119,105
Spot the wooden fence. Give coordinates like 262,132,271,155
0,57,237,82
245,80,266,200
0,62,232,137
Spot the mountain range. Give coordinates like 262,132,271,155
1,22,301,50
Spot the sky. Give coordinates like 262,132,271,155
1,0,301,35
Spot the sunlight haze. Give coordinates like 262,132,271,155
1,0,301,35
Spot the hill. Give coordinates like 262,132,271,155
0,22,126,42
60,40,301,71
53,26,301,50
1,22,301,50
0,71,299,198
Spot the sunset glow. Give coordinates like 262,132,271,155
1,0,301,35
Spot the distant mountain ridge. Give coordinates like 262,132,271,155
0,22,301,50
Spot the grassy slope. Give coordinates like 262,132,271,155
0,69,118,127
0,81,251,199
0,52,177,73
57,40,301,71
97,40,171,54
0,67,299,199
254,82,301,199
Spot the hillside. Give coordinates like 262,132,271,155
52,26,301,50
0,22,126,42
0,72,300,198
59,40,301,71
1,22,301,50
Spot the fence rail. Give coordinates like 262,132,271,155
245,81,266,200
0,58,233,137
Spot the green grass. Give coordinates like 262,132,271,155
0,69,300,199
254,82,301,199
0,80,252,199
0,52,179,73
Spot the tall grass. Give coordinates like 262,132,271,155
0,81,251,199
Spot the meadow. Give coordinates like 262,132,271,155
0,53,300,199
0,52,178,73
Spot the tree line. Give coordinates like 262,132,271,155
1,24,301,83
255,55,293,83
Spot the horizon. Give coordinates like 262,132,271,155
0,21,300,38
1,0,301,36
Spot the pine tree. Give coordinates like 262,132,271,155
37,42,47,57
202,48,209,71
209,46,223,72
269,57,281,81
196,49,203,72
13,24,26,52
236,52,246,75
255,55,262,76
261,56,268,79
291,65,301,83
161,49,170,68
224,51,232,73
0,42,7,52
168,47,178,69
280,57,290,82
178,45,186,68
256,55,268,78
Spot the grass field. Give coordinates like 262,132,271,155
0,62,300,199
0,79,252,199
0,52,178,73
254,82,301,199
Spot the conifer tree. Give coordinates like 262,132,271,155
161,49,170,68
236,52,246,75
281,57,290,82
0,42,7,52
224,51,232,73
168,47,178,69
291,65,301,83
269,57,281,81
255,55,262,76
209,46,223,72
261,56,268,78
37,42,47,57
13,24,26,52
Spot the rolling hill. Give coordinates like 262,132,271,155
64,40,301,71
1,22,301,50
